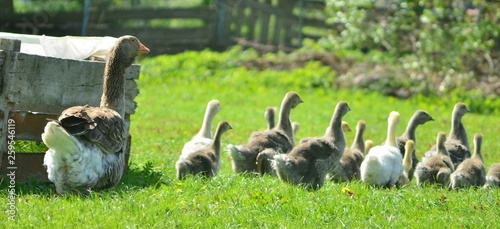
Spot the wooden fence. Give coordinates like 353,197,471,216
0,0,329,55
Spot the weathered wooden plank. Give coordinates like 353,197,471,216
0,39,21,52
0,51,140,115
0,153,49,182
303,0,325,9
0,8,216,23
302,18,328,28
8,111,58,141
247,7,257,41
259,0,272,44
234,3,246,37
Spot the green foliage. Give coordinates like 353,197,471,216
323,0,499,93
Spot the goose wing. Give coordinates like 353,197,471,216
58,105,126,153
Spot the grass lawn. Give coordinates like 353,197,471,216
1,48,499,228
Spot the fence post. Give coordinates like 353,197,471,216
213,0,233,50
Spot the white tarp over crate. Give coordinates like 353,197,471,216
0,32,117,61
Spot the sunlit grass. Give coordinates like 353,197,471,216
1,48,499,227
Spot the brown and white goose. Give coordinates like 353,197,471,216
427,103,471,168
450,133,486,189
227,92,303,174
327,120,366,182
176,121,232,179
484,163,500,188
396,110,434,180
273,101,351,190
42,35,149,194
360,111,403,188
180,100,221,160
415,132,454,187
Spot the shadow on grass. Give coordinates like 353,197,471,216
0,161,170,197
114,161,171,192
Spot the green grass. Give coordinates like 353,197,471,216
1,47,500,228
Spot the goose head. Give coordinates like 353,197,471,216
112,35,150,66
413,110,434,125
453,102,470,118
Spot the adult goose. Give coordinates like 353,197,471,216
484,163,500,189
427,103,471,168
396,140,415,187
42,35,149,194
176,121,232,179
414,132,454,187
396,110,434,180
273,101,351,190
180,100,221,160
360,111,402,188
227,92,303,174
450,133,486,189
327,120,366,182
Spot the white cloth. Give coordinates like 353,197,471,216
0,32,117,61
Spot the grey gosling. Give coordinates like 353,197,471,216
176,121,232,179
273,101,351,190
415,132,454,187
450,133,486,189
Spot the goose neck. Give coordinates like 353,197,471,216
100,52,127,117
386,118,398,147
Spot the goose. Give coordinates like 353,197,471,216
414,132,454,187
176,121,232,179
272,101,351,190
450,133,486,189
484,163,500,188
292,121,300,136
180,99,220,160
396,140,415,187
360,111,402,188
427,103,470,168
396,110,434,180
265,106,276,130
42,35,150,194
350,120,367,166
327,120,366,182
227,91,303,174
262,106,299,137
364,140,374,154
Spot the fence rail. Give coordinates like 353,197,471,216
0,0,330,54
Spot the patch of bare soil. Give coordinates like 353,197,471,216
243,50,500,98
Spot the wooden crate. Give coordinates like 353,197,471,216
0,38,140,182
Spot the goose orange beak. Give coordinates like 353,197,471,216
138,42,150,54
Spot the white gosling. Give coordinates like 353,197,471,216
360,111,402,188
180,99,221,160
